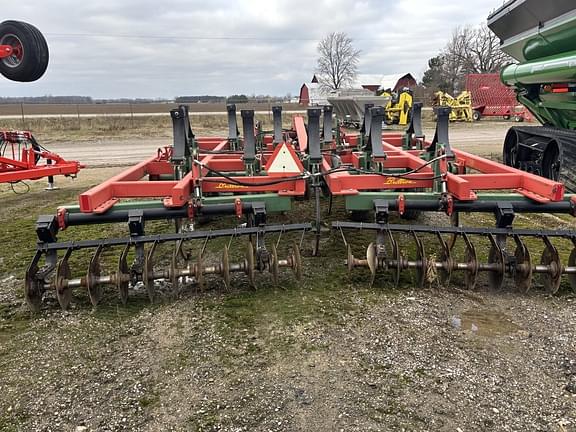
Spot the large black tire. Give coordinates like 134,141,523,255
0,20,49,82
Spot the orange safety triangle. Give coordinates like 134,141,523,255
265,142,305,177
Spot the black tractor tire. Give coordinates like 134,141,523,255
472,110,482,121
514,115,524,123
503,115,511,120
0,20,49,82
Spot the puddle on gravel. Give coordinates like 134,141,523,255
451,309,520,337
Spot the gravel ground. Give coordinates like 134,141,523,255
1,271,575,431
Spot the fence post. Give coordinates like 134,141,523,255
20,103,25,130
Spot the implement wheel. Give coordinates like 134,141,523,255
0,20,49,82
472,110,482,121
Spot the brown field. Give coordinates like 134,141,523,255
0,102,303,117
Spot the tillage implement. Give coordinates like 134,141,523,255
26,103,576,311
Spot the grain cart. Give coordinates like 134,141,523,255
26,102,576,312
488,0,576,192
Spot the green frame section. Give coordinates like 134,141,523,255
344,191,576,211
63,193,292,214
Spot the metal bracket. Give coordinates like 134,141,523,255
373,199,389,224
368,106,386,161
241,110,256,172
323,105,333,144
128,209,145,237
36,215,59,243
170,105,194,162
272,106,283,146
495,202,515,228
227,104,239,149
307,108,322,164
361,103,374,140
404,102,424,149
430,106,454,159
252,201,267,227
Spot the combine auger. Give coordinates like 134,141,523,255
26,101,576,312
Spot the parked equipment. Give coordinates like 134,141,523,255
488,0,576,192
25,102,576,312
0,22,81,186
380,88,413,125
0,131,82,185
433,91,473,122
466,73,528,122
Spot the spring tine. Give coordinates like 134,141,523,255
436,232,452,287
512,235,532,293
299,228,306,250
143,241,158,303
462,233,478,291
270,243,279,287
25,250,44,313
540,236,562,294
366,242,377,287
55,249,73,310
222,245,231,290
275,225,285,250
118,243,130,305
412,232,427,289
339,226,348,248
200,231,212,257
87,245,105,307
487,234,505,290
227,228,237,250
291,241,303,282
245,242,256,288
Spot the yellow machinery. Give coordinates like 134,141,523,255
380,89,413,125
433,91,473,122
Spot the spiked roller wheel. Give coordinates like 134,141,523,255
117,244,130,305
245,242,256,288
513,235,532,293
196,253,205,290
55,249,72,310
291,241,302,281
540,237,562,294
437,233,453,287
487,235,505,290
24,254,43,313
366,242,377,287
462,233,478,291
143,242,157,303
412,232,427,289
87,245,105,307
568,246,576,292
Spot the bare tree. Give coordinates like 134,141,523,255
423,24,513,93
316,32,360,91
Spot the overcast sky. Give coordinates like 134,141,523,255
0,0,505,99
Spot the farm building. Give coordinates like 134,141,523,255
350,73,417,93
299,73,416,106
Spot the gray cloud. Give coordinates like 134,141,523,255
0,0,505,98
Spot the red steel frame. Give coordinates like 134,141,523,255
322,131,565,203
0,132,82,183
78,136,307,214
76,117,567,215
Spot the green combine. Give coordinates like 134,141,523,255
488,0,576,191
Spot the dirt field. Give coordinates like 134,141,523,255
0,119,575,431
